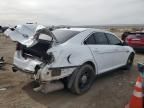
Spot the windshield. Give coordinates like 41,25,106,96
52,30,80,43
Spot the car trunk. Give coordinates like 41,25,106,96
5,24,56,63
18,40,52,61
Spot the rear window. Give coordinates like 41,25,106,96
52,30,80,43
128,33,144,38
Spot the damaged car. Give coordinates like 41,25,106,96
4,24,135,94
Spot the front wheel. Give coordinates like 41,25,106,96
124,53,134,70
70,64,95,95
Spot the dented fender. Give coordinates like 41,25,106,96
36,44,96,81
38,65,77,81
47,44,96,69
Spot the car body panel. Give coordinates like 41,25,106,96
13,51,42,72
87,45,129,74
4,24,55,47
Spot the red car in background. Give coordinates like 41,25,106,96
122,32,144,51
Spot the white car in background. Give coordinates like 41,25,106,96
5,24,135,94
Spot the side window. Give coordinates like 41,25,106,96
106,33,122,45
84,34,96,45
94,32,108,44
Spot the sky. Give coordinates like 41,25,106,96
0,0,144,26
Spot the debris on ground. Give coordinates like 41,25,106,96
0,57,4,68
0,84,15,91
33,81,64,94
129,81,135,86
118,82,122,86
0,88,7,91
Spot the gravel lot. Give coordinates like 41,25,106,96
0,32,143,108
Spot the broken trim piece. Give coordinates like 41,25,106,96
49,65,80,70
12,65,34,74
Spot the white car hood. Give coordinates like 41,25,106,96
4,24,56,47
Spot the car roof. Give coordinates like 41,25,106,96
56,28,112,34
56,28,87,32
54,28,119,44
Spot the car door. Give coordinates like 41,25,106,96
105,33,129,67
84,32,117,74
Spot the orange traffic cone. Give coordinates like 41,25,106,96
125,76,143,108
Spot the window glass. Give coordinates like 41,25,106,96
84,34,96,44
106,33,121,45
53,30,80,43
94,32,108,44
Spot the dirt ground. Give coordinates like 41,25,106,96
0,32,144,108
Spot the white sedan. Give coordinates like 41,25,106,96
5,24,135,94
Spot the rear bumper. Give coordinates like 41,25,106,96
12,65,34,74
13,52,42,73
132,46,144,51
12,64,76,82
13,52,77,82
126,42,144,49
126,43,144,51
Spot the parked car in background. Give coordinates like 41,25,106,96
122,32,144,51
0,26,9,33
5,24,135,94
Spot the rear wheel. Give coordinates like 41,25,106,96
70,64,95,95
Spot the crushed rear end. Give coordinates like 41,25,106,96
4,24,56,75
4,25,80,93
4,24,76,82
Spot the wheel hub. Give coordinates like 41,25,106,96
81,75,88,84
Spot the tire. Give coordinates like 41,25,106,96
70,64,95,95
124,53,134,70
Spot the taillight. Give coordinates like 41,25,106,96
16,43,21,51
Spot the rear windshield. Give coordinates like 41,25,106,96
128,33,144,38
52,30,80,43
